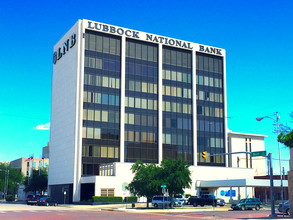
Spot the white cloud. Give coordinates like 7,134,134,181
34,122,50,130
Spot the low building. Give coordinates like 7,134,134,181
10,157,49,177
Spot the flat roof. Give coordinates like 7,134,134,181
196,179,287,187
228,132,267,138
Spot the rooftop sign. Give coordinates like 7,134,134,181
87,21,193,50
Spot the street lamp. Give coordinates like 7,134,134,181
256,112,284,217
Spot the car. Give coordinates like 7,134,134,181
278,201,290,215
173,198,183,207
37,196,58,206
174,195,188,205
152,196,171,208
217,198,225,206
188,194,218,207
26,195,41,205
231,198,261,210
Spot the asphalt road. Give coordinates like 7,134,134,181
0,203,291,219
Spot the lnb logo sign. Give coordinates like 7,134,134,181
53,33,76,64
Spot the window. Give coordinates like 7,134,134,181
101,188,115,197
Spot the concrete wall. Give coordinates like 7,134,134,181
228,132,266,176
49,20,81,187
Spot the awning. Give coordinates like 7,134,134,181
196,179,288,188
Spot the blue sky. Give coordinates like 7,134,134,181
0,0,292,173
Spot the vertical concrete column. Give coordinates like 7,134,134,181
73,20,84,202
229,187,233,203
120,35,126,163
192,50,197,166
238,187,241,200
222,50,228,167
158,44,163,164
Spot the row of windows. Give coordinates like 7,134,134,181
163,48,192,67
164,117,192,130
83,127,102,139
162,101,192,114
85,56,121,72
197,120,224,133
85,33,121,55
196,53,223,74
126,144,158,163
82,127,119,140
163,133,192,146
163,86,191,99
197,106,224,117
197,91,223,103
196,75,223,88
125,130,157,143
162,69,192,83
126,40,158,62
83,109,119,123
84,74,120,89
198,137,225,148
82,145,119,158
84,92,120,106
125,113,157,127
125,96,157,110
127,80,157,94
126,61,158,78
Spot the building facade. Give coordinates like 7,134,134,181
49,19,271,203
10,157,49,177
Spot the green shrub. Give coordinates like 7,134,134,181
125,196,137,203
5,194,15,202
92,196,123,203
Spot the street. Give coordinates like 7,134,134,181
0,203,291,219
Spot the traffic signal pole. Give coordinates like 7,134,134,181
208,151,276,217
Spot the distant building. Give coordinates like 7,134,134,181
10,157,49,176
43,144,49,159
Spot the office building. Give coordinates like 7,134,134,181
49,19,275,203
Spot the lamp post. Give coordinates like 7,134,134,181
256,112,284,217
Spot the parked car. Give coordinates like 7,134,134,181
231,198,261,210
152,196,171,208
278,201,290,215
188,194,218,207
152,196,182,208
37,196,58,206
174,195,188,205
217,198,225,206
26,195,41,205
173,198,183,207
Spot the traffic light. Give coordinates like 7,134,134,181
202,151,207,159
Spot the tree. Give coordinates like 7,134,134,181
278,130,293,148
278,111,293,148
127,158,192,208
127,161,162,207
160,158,192,207
0,163,24,196
24,168,48,194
